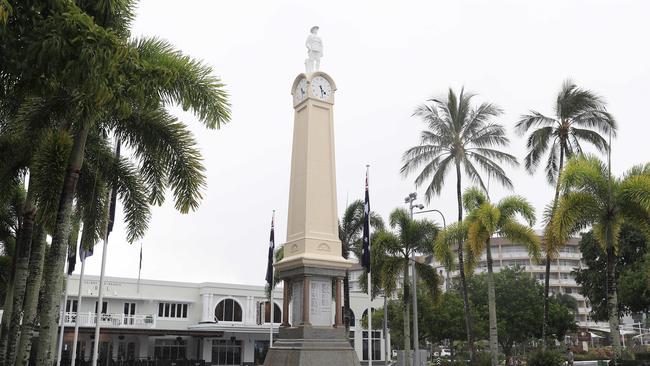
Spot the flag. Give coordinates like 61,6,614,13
361,168,371,272
67,243,77,275
107,141,121,237
79,242,94,263
139,243,143,272
265,212,275,285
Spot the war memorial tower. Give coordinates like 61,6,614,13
263,27,361,366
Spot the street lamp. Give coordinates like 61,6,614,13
404,193,423,366
414,209,449,290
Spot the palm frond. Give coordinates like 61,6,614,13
497,195,536,226
515,109,558,134
523,126,554,174
133,37,231,129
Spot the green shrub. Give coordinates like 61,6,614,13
527,349,565,366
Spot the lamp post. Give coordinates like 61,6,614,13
405,193,423,366
414,209,448,290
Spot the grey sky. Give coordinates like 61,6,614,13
77,0,650,286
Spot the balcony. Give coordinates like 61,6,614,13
62,312,156,328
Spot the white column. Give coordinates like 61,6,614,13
202,338,212,362
137,335,148,359
201,293,211,322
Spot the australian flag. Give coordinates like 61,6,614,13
265,213,275,285
361,169,371,272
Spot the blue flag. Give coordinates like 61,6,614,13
265,213,275,285
361,169,371,272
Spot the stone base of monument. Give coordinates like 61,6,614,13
263,326,360,366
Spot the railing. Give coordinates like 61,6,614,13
59,359,205,366
62,312,156,328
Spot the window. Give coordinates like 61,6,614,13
158,303,188,319
94,301,108,314
66,299,78,313
154,339,186,360
212,339,242,365
348,331,355,347
362,331,381,361
124,303,136,325
215,299,242,322
257,301,281,324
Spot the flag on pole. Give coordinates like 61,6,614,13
67,244,77,275
107,141,120,238
79,243,94,263
265,212,275,285
139,243,143,272
361,168,371,273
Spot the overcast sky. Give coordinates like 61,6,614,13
76,0,650,286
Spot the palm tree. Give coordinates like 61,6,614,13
370,208,440,366
13,3,231,362
339,199,384,331
401,88,517,358
515,80,616,340
550,155,650,359
462,187,540,366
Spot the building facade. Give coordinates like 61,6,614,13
57,271,388,365
429,236,592,324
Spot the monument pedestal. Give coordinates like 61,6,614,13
264,266,360,366
264,326,360,366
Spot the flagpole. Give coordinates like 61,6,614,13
91,195,111,366
269,210,275,347
366,165,372,366
384,294,389,365
137,242,142,294
55,267,71,366
70,255,87,366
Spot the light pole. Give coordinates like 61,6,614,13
414,209,448,290
405,192,423,366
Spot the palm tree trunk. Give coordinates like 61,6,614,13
0,264,16,366
15,225,47,366
455,161,475,361
606,234,621,358
36,125,90,366
5,186,37,365
543,145,565,345
403,259,411,366
485,239,499,366
344,270,351,332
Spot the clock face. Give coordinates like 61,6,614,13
310,76,332,101
294,78,308,104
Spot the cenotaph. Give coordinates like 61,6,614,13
263,27,361,366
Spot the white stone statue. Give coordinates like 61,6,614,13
305,26,323,73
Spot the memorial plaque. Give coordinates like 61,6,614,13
309,277,332,325
292,280,303,325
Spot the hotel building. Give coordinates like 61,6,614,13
55,268,388,366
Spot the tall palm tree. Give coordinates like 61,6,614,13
462,187,540,366
370,208,440,366
515,80,616,340
401,88,517,358
11,3,231,363
338,199,384,332
550,155,650,359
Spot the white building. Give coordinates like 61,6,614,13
429,236,593,324
57,270,388,365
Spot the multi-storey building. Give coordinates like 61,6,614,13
429,236,592,324
56,270,388,365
